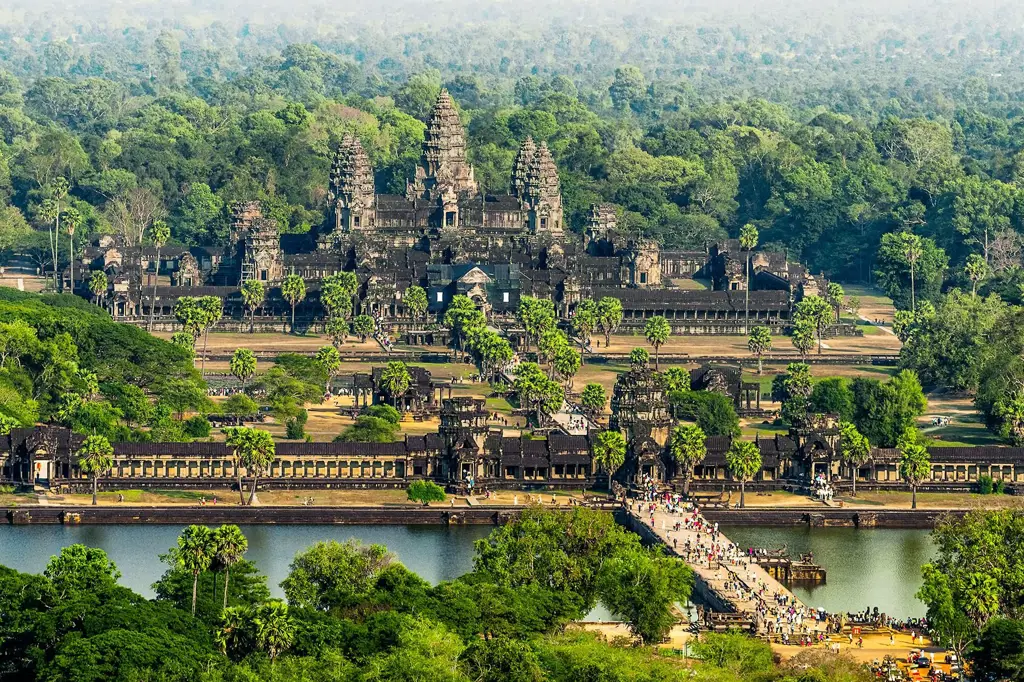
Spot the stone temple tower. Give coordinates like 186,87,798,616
523,142,564,235
329,133,376,232
410,90,478,203
511,136,536,199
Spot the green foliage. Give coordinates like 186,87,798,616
282,540,396,612
335,415,400,443
592,430,626,475
851,370,928,447
809,377,854,421
183,415,212,438
772,362,813,425
642,316,671,369
669,389,740,436
628,347,649,367
970,618,1024,682
598,547,692,643
407,480,447,505
579,382,607,416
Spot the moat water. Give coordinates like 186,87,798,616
0,524,935,618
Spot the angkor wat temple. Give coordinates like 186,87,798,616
79,90,828,336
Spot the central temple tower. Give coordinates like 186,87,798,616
410,90,478,205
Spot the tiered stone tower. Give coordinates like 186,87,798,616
410,90,478,202
329,133,376,232
237,202,283,284
511,136,536,199
523,142,564,235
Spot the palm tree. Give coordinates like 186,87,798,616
379,361,412,409
176,524,215,616
230,348,257,390
88,270,108,307
643,316,671,370
63,207,82,294
725,440,762,508
747,326,772,375
670,424,707,497
898,429,931,510
253,600,294,663
224,427,277,505
597,297,623,347
217,606,249,657
404,285,428,322
739,224,758,333
39,177,69,291
198,296,223,376
314,345,342,393
900,232,923,313
280,274,306,334
572,299,598,362
76,434,114,506
148,220,170,331
213,525,248,610
592,430,626,485
241,279,266,333
839,421,871,497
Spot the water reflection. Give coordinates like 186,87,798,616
721,526,936,618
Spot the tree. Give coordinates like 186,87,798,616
553,345,581,388
407,480,447,505
281,539,395,611
38,177,69,291
790,318,815,359
197,295,222,376
772,362,813,425
963,253,988,298
105,187,164,249
43,544,121,600
280,274,306,334
794,295,832,355
252,600,294,662
970,618,1024,681
643,316,671,370
320,272,356,323
513,361,563,425
629,347,649,367
670,424,706,497
76,434,113,506
597,297,623,346
826,282,845,323
898,428,931,510
87,269,108,306
325,317,348,348
747,326,771,375
240,280,266,334
176,524,215,616
609,65,646,112
876,232,948,312
404,285,428,321
147,220,170,331
352,314,375,342
213,525,249,610
851,370,927,447
726,440,762,508
224,427,276,506
230,348,257,390
592,430,626,481
838,421,870,496
314,346,342,393
579,383,607,420
739,223,758,333
571,300,598,362
598,548,691,644
379,361,412,409
63,206,81,294
669,390,740,436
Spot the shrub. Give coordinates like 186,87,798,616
286,419,305,440
182,415,211,438
407,480,447,505
979,475,994,495
995,479,1006,494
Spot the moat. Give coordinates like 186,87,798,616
0,524,935,618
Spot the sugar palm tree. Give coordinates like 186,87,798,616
739,224,758,333
76,434,114,506
670,424,707,497
198,296,223,376
253,600,294,663
224,427,277,506
230,348,257,390
148,220,170,331
176,524,215,616
63,207,82,294
726,440,762,508
747,326,772,375
241,279,266,333
404,285,428,321
280,274,306,334
643,316,671,370
899,232,923,313
314,345,342,393
898,429,931,510
839,421,871,497
379,361,412,409
592,430,626,484
213,525,248,610
88,270,108,307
